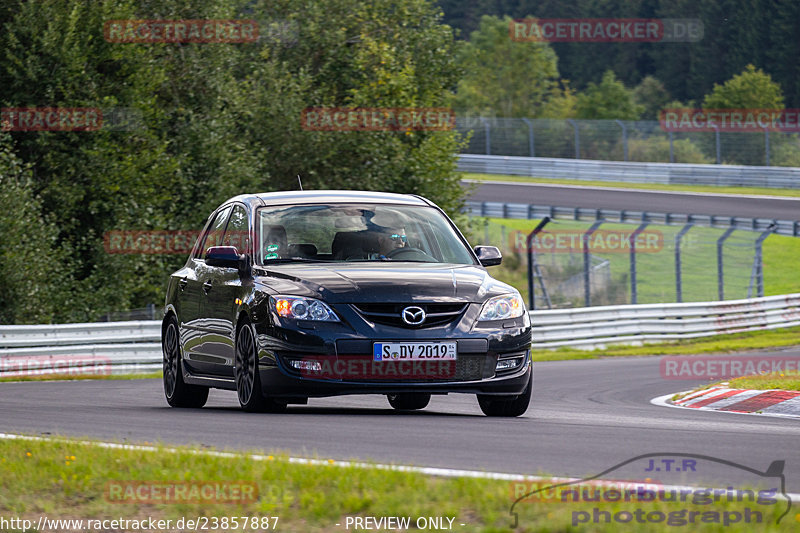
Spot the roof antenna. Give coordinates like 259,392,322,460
297,174,303,191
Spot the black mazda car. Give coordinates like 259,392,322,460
162,191,532,416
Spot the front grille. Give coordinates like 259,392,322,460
280,354,488,382
451,355,486,381
352,302,468,328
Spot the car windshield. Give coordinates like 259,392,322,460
256,204,475,265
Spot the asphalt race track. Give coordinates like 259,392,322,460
2,350,799,492
467,180,800,221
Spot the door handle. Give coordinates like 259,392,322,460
178,278,188,291
202,281,213,294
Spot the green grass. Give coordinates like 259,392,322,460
0,436,796,532
0,372,160,383
727,372,800,391
530,326,800,362
463,172,800,198
673,372,800,402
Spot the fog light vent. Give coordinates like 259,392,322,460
496,357,522,371
289,360,322,372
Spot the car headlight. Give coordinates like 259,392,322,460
271,296,339,322
478,293,525,321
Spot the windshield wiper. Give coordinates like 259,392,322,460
345,258,437,263
261,257,335,264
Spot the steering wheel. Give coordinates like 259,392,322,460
385,247,435,261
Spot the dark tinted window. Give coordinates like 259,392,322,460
222,204,250,253
199,206,232,259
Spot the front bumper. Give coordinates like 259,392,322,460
258,358,532,398
253,300,533,398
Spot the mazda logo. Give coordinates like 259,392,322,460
401,306,426,325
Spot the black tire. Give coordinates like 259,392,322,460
235,320,286,413
387,393,431,411
477,370,532,417
162,316,209,408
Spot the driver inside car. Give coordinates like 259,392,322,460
373,228,407,259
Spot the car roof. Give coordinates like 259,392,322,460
224,190,434,208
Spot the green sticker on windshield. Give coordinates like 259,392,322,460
266,244,280,252
265,252,279,260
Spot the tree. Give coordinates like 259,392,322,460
701,64,785,166
453,15,573,118
702,64,784,109
0,133,71,323
0,0,465,321
575,70,643,120
239,0,465,214
634,76,670,120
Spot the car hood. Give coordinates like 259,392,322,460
253,263,516,303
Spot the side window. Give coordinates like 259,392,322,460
223,205,250,253
199,206,232,259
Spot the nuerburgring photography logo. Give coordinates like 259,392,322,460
509,453,792,528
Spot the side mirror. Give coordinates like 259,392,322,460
474,245,502,267
205,246,248,272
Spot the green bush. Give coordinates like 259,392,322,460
0,133,71,323
627,137,712,164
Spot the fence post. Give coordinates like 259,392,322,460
583,220,605,307
764,126,770,166
629,222,649,304
480,117,491,155
567,119,580,159
521,118,535,157
712,124,721,164
717,227,735,300
748,224,776,298
527,217,551,310
615,120,628,161
674,223,693,302
668,131,675,163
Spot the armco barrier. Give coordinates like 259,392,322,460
464,200,800,237
1,293,799,375
458,154,800,189
0,321,161,376
530,293,800,350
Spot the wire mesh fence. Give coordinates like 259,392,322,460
456,116,800,166
470,217,784,309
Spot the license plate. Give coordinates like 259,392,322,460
373,342,457,361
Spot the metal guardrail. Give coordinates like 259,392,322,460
530,293,800,350
464,200,800,237
0,321,161,377
1,294,800,373
458,154,800,189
